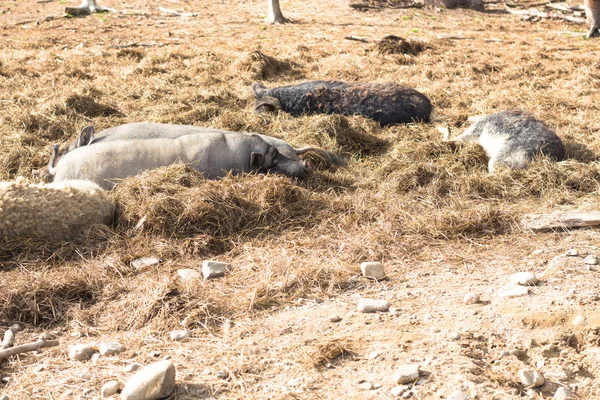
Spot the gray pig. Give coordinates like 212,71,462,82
449,110,566,172
49,131,313,190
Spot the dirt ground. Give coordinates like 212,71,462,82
2,0,600,398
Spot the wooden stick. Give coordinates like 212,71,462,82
0,339,59,359
522,212,600,231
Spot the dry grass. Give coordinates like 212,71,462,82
2,0,600,397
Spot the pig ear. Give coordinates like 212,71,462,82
254,96,281,114
250,152,265,167
251,82,268,98
77,125,95,147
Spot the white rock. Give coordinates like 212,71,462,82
565,249,578,256
330,315,342,322
358,381,373,390
393,364,420,384
32,365,45,372
120,360,176,400
169,330,190,341
447,391,470,400
553,387,574,399
583,255,598,265
100,341,124,356
391,386,409,396
463,293,480,305
201,260,230,279
509,272,538,286
149,351,161,358
101,381,120,398
131,257,160,271
216,370,228,379
572,314,585,326
177,269,200,281
69,344,96,362
287,378,302,387
358,299,390,313
0,395,8,400
123,364,140,373
360,262,386,279
497,285,529,298
518,369,545,388
0,378,10,384
91,353,101,363
544,371,568,381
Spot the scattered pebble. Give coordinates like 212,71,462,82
120,360,176,400
177,269,200,281
202,260,230,279
463,293,480,305
544,371,569,381
149,351,161,358
368,351,381,360
131,257,160,271
217,370,228,379
91,353,101,363
0,395,7,400
287,378,302,387
123,364,140,373
80,371,92,380
518,369,545,388
358,299,390,313
0,378,10,385
390,386,409,397
330,315,342,323
100,380,120,398
99,341,124,356
393,364,420,384
553,386,574,399
68,344,96,362
71,331,83,338
509,272,538,286
497,285,529,298
358,381,373,390
447,391,469,400
360,262,386,280
583,255,598,265
169,330,190,341
565,249,578,256
449,332,461,341
572,314,585,326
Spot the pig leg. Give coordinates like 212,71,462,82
65,0,109,16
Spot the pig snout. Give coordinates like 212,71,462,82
303,159,313,173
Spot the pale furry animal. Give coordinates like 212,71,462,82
584,0,600,38
449,110,566,172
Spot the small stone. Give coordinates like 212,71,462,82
393,364,420,384
389,307,399,314
177,269,200,281
497,285,529,298
169,330,190,341
149,351,161,358
566,249,578,256
216,370,228,379
61,390,73,399
518,369,545,388
572,314,585,326
123,364,140,373
0,395,8,400
80,371,92,380
358,381,373,390
358,299,390,313
526,388,537,399
120,360,176,400
553,387,574,399
544,371,568,381
32,365,45,373
69,344,96,362
368,351,380,360
101,380,120,398
287,378,302,387
373,383,382,389
360,262,386,280
91,353,101,363
463,293,480,305
449,332,461,341
131,257,160,271
391,386,409,396
71,331,83,338
0,377,10,384
201,260,230,279
509,272,539,286
330,315,342,323
583,255,598,265
447,391,469,400
100,341,124,356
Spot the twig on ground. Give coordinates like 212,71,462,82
0,338,59,360
158,6,198,17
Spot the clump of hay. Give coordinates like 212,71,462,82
65,94,123,118
375,35,428,56
112,164,323,239
301,338,357,369
309,115,389,155
232,51,295,80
